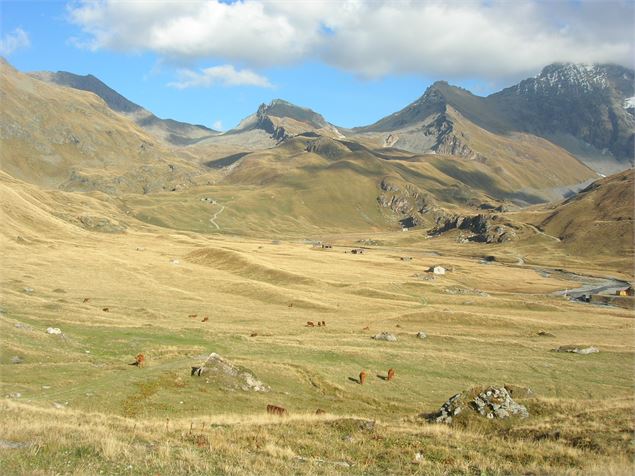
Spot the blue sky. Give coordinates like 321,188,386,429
1,1,633,130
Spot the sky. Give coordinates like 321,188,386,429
1,0,634,130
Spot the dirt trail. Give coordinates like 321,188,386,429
209,203,225,230
526,224,561,242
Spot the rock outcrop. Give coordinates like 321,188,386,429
430,213,518,243
552,345,599,355
377,177,441,228
425,386,529,424
191,353,270,392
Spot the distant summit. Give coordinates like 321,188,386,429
231,99,342,141
257,99,329,129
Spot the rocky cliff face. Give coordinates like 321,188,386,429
490,63,635,164
431,213,518,243
377,177,441,227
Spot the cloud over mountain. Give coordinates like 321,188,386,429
68,0,634,80
168,65,273,89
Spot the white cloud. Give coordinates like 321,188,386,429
0,28,30,56
67,0,634,80
212,120,223,131
168,65,272,89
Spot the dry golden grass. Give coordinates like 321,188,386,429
1,171,634,474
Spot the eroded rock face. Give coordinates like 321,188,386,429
377,177,441,228
430,213,518,243
425,386,529,424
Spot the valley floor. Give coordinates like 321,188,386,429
1,220,634,475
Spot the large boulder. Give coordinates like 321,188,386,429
190,353,270,392
372,332,397,342
424,386,529,424
552,345,599,355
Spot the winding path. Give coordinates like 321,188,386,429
526,224,561,242
209,204,225,230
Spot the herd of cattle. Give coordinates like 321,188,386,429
125,309,396,418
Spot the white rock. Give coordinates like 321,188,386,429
46,327,62,335
372,332,397,342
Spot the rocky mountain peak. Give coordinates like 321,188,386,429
256,99,328,129
512,63,634,98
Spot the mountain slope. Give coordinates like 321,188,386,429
489,63,634,173
350,83,596,199
29,70,218,145
530,169,634,256
0,59,204,193
354,63,634,175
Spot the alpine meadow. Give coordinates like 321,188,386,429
1,1,634,475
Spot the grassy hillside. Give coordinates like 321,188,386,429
0,60,205,193
514,170,634,258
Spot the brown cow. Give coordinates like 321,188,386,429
306,321,315,327
317,321,322,327
102,307,109,312
359,370,367,385
387,368,395,381
130,353,145,368
315,408,326,415
362,326,370,331
321,321,326,327
266,404,288,416
83,298,90,303
201,317,209,322
188,314,197,318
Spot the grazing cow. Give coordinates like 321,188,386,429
266,404,288,416
395,324,401,328
306,321,315,327
201,317,209,322
359,370,367,385
191,366,206,377
130,353,145,368
363,326,370,331
288,303,294,308
321,321,326,327
315,408,326,415
317,321,322,327
83,298,90,303
387,368,395,381
102,307,109,312
188,314,197,318
250,332,258,337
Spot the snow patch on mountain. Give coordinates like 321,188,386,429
518,63,610,96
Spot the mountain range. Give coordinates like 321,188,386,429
0,57,632,256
